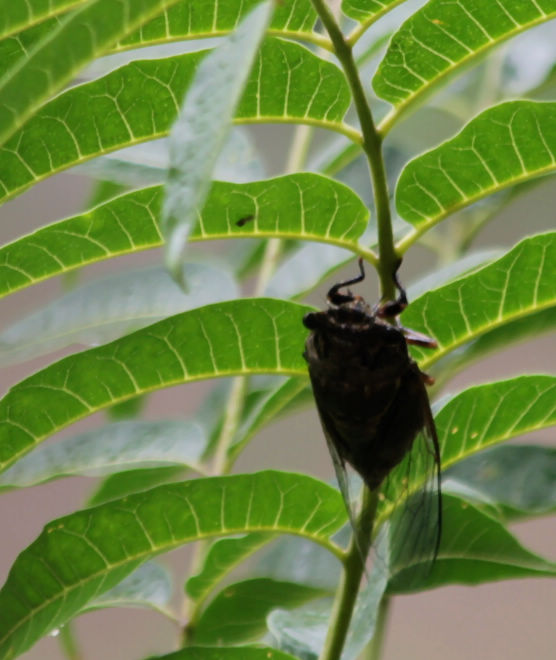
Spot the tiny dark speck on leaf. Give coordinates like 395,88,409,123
236,214,254,227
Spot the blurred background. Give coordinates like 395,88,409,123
1,1,555,658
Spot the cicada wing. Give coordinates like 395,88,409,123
377,384,442,592
313,404,361,542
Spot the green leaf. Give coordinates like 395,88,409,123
438,375,556,472
106,393,147,420
0,420,206,490
0,18,61,78
186,518,345,608
144,647,298,660
0,1,322,87
374,1,556,129
186,533,272,601
87,466,187,506
0,0,185,146
194,578,330,645
0,298,311,473
401,232,556,370
0,0,85,40
377,375,556,543
396,102,556,247
446,445,556,520
440,306,556,377
388,492,556,593
406,248,502,300
0,39,352,204
82,561,174,618
0,471,345,658
0,175,366,299
0,264,238,364
341,0,404,24
162,2,273,281
118,0,321,50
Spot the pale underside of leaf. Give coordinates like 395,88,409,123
193,577,330,645
81,561,175,618
267,565,388,660
0,263,238,365
146,647,299,660
162,1,274,279
387,492,556,593
446,444,556,519
0,420,207,489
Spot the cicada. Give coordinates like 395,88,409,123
303,258,442,578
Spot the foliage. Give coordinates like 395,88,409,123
0,1,555,659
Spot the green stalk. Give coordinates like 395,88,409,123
319,488,379,660
311,0,397,301
309,4,399,659
59,623,82,660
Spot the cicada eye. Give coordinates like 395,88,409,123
303,312,320,329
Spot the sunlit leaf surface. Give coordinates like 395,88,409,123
0,175,366,298
0,39,351,204
0,299,311,473
403,233,556,369
374,1,556,128
0,0,185,146
396,102,556,244
0,472,345,658
0,0,85,39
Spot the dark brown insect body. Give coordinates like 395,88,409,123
303,260,442,567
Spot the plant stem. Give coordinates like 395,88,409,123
211,376,248,475
59,623,82,660
309,5,399,660
311,0,397,301
253,238,284,296
319,487,379,660
181,375,250,642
